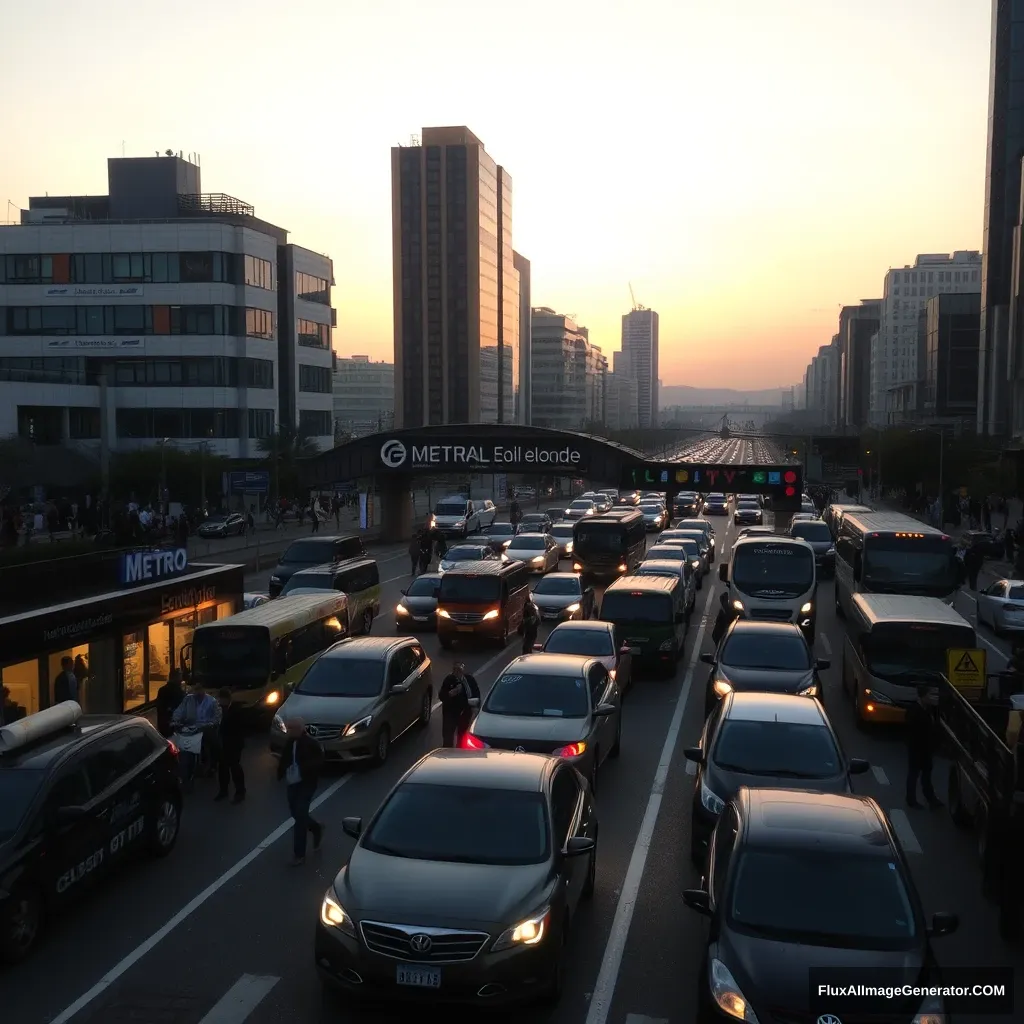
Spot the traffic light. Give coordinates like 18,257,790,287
783,469,798,498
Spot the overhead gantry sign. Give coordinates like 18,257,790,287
622,463,803,510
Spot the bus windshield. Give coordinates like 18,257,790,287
862,622,975,681
575,525,626,553
733,544,814,597
191,626,271,687
863,535,955,591
439,575,502,603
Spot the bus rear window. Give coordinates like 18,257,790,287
601,591,672,623
191,626,271,685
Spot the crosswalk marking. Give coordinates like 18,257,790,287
887,808,922,854
198,975,279,1024
871,765,889,785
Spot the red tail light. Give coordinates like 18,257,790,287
553,742,586,758
167,740,179,758
460,732,488,750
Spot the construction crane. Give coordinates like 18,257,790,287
628,283,648,312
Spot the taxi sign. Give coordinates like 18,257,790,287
946,647,986,693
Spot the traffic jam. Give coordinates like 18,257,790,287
1,475,1021,1024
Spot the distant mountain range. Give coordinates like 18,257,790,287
659,385,791,408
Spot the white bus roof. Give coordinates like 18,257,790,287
193,592,349,637
841,512,949,537
852,593,972,629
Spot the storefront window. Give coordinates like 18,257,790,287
148,622,172,690
199,606,217,626
216,601,234,620
84,637,118,713
48,645,90,708
172,610,197,674
1,659,40,720
123,631,147,709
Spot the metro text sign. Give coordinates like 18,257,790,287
379,438,587,472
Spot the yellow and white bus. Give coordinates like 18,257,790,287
183,593,349,722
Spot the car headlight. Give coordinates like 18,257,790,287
565,602,581,613
564,541,573,553
264,690,281,706
700,779,725,815
797,684,818,697
573,562,583,571
800,602,813,614
454,520,465,527
708,957,758,1022
273,714,287,733
731,599,743,612
320,890,356,937
911,992,945,1024
713,679,732,698
344,715,372,736
692,560,701,570
396,603,409,615
617,562,627,571
492,906,551,951
532,555,545,563
502,539,512,547
826,547,835,555
863,687,895,705
437,608,451,618
482,608,500,620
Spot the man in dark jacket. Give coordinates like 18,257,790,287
155,669,186,737
215,687,246,803
905,684,942,809
276,718,325,864
521,598,540,654
963,543,984,591
439,662,481,747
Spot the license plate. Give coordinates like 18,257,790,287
542,611,558,620
413,616,428,622
457,625,474,632
397,965,441,988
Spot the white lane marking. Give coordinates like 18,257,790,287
820,633,832,657
871,765,889,786
888,808,923,854
625,1016,670,1024
48,774,353,1024
198,975,279,1024
685,759,697,775
584,583,716,1024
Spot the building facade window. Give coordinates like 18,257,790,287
247,408,275,439
116,408,241,439
295,272,330,304
298,364,332,393
68,407,101,439
0,251,279,288
244,307,276,339
0,355,273,388
298,409,332,436
296,318,330,349
1,304,277,337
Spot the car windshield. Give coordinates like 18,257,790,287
728,849,917,949
0,771,44,840
436,503,467,516
721,631,811,670
570,501,594,509
791,522,831,542
363,783,549,866
489,524,516,536
640,504,663,512
445,546,486,561
406,577,441,598
544,627,614,657
439,575,501,602
601,591,673,623
191,626,271,686
646,546,687,562
713,721,840,777
512,536,547,550
677,521,708,533
485,671,590,717
295,657,383,697
733,544,815,596
281,540,336,564
534,577,581,596
575,526,626,551
522,515,547,524
281,573,332,595
737,502,759,510
668,539,700,557
862,624,975,680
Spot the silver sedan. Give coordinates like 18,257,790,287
976,578,1024,635
505,532,561,573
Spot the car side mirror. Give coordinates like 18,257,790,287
683,888,711,915
928,911,959,937
593,702,616,717
619,645,632,657
533,643,543,652
400,588,407,596
55,805,88,826
718,562,728,582
565,836,596,857
700,653,715,665
684,746,704,764
815,659,831,670
848,758,870,775
342,816,362,840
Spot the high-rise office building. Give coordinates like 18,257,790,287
332,355,394,437
979,0,1024,436
838,301,881,431
391,127,519,428
531,307,606,430
620,307,659,427
513,250,531,424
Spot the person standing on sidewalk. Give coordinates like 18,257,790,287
277,718,325,865
409,532,422,575
963,543,984,591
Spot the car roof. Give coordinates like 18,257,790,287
501,652,592,675
293,556,375,576
510,532,548,539
725,619,804,637
320,636,413,661
738,789,893,855
1,715,141,770
637,560,684,572
549,619,612,633
607,574,678,593
410,572,442,582
404,749,554,791
723,691,827,725
535,572,582,582
521,511,549,517
441,560,513,577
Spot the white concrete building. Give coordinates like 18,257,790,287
531,307,606,430
868,251,981,425
0,154,336,458
604,372,639,430
332,355,394,437
620,307,659,427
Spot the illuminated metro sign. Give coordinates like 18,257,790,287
622,464,803,501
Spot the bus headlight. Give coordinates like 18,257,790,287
800,602,813,614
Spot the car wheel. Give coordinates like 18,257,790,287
360,609,374,635
0,883,42,963
371,726,391,767
582,841,597,899
147,796,181,857
609,715,621,758
417,688,433,727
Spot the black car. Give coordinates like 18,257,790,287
732,501,762,526
673,492,701,517
683,788,958,1023
685,691,868,863
519,513,553,534
268,534,366,597
316,749,597,1006
196,512,246,538
789,518,835,577
0,704,182,961
703,494,728,516
957,530,1006,561
531,573,597,622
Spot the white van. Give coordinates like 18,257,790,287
432,495,479,537
718,535,817,640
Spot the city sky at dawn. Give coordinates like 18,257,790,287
0,0,990,390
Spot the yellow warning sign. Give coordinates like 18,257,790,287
946,647,986,692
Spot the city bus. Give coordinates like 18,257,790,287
571,509,647,578
834,512,958,619
183,592,349,722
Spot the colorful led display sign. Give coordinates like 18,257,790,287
621,464,803,507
